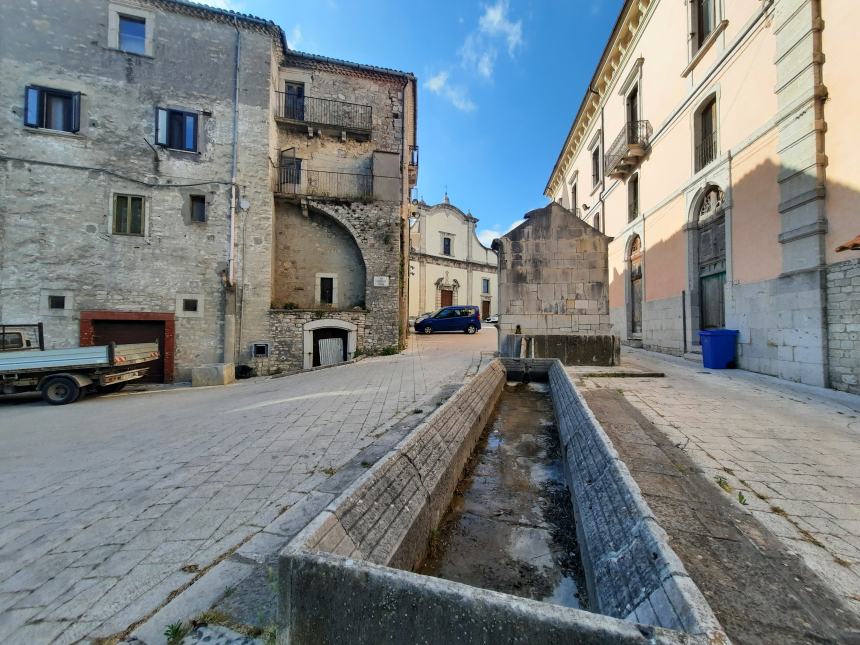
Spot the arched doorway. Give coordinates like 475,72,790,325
696,187,726,329
628,235,643,336
302,319,358,369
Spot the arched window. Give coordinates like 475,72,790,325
628,235,643,335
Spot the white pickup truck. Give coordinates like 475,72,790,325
0,324,160,405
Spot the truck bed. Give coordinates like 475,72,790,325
0,343,159,375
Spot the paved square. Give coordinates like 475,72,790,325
575,348,860,617
0,329,496,643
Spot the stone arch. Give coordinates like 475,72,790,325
273,202,367,310
302,318,358,369
686,184,728,338
434,275,460,308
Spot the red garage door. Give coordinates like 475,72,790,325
92,320,166,383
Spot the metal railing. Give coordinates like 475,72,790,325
275,92,372,132
604,120,652,174
273,165,373,200
695,131,718,171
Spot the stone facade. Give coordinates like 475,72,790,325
494,202,615,362
0,0,417,381
408,196,498,319
267,309,368,374
827,258,860,394
543,0,859,391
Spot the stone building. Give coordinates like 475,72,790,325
493,202,618,365
263,50,418,373
0,0,417,381
408,195,498,320
544,0,859,393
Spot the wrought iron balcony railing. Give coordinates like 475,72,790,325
273,164,373,200
604,120,652,178
695,131,718,171
275,92,372,133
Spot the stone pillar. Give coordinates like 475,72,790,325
773,0,829,386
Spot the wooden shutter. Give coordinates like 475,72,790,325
155,108,168,145
70,92,81,133
24,86,41,127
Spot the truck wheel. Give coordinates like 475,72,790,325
98,383,126,394
41,376,80,405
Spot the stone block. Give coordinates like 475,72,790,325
191,363,235,387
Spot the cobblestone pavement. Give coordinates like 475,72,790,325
575,347,860,617
0,329,497,644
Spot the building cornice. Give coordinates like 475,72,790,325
544,0,654,197
410,251,497,272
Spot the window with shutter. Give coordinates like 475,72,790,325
155,107,198,151
23,86,80,133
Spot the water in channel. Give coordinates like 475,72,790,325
418,381,588,610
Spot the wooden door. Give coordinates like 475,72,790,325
481,300,490,319
440,290,453,307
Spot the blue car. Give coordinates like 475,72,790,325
414,306,482,335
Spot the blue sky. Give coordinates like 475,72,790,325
207,0,624,244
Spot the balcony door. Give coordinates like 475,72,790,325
285,82,305,121
626,86,638,125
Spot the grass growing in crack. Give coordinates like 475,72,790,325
714,475,732,493
262,624,278,645
223,585,236,597
834,555,853,568
322,466,337,476
192,609,263,639
164,622,185,644
737,492,748,506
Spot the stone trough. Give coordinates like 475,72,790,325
277,359,728,644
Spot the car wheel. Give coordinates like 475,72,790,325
465,325,477,335
41,376,80,405
422,326,433,335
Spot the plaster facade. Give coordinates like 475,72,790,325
0,0,417,380
544,0,859,391
408,197,498,319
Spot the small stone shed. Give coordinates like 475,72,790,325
493,201,619,365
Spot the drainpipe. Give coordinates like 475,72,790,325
223,19,241,365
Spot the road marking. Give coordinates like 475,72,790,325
227,389,370,413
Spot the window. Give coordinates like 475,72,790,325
113,194,144,235
48,295,66,310
320,277,334,305
570,182,578,214
118,15,146,54
626,86,639,124
482,278,490,294
695,96,718,171
284,82,305,120
182,299,198,313
252,342,270,358
594,214,601,232
155,108,198,152
628,174,639,222
280,156,302,185
695,0,716,49
442,237,452,256
24,86,81,133
190,195,206,223
591,146,601,187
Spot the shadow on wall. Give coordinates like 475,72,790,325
607,158,859,392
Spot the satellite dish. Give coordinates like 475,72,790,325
239,198,251,210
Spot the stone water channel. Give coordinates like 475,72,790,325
418,380,587,610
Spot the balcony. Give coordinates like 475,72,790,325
275,92,372,138
695,131,718,172
604,120,652,179
273,165,373,200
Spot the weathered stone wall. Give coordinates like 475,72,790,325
495,202,613,355
827,258,860,394
267,310,367,374
0,0,277,380
273,203,366,310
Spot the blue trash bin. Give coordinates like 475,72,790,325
698,329,739,369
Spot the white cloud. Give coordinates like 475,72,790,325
479,1,523,55
424,71,476,112
289,25,303,48
477,218,525,246
199,0,245,11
